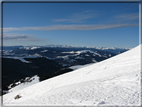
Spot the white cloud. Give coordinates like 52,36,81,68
114,13,139,20
54,10,97,23
3,33,44,41
3,23,138,32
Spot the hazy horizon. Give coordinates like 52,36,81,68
2,44,134,49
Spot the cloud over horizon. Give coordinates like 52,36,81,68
3,33,44,41
3,23,138,32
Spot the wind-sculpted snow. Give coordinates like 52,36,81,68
3,45,141,106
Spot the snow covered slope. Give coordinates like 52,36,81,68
3,44,141,106
8,75,40,93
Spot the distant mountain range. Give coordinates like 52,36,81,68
3,46,118,67
3,45,131,54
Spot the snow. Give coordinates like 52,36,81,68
62,50,100,56
8,75,40,93
33,53,41,57
57,54,78,60
92,59,97,63
62,50,101,57
30,47,39,50
40,50,48,52
69,63,94,70
19,47,40,50
58,50,102,60
75,56,84,59
93,52,101,57
62,51,75,54
76,50,94,54
3,44,141,106
19,47,30,50
3,56,31,63
3,56,38,63
95,47,131,50
56,55,69,60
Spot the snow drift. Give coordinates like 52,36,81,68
3,44,141,106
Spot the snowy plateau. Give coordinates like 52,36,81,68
3,44,141,106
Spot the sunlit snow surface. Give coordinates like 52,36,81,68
3,45,141,106
8,75,40,93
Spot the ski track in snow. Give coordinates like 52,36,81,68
3,44,141,106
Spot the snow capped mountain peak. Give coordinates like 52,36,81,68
14,45,131,55
95,46,131,50
3,44,141,106
19,45,131,50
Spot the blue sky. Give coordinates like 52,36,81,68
3,2,139,48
